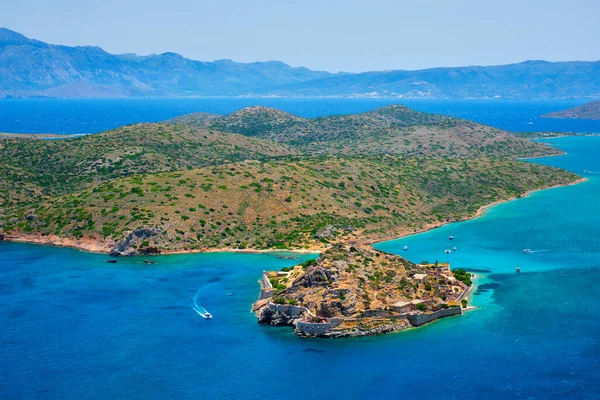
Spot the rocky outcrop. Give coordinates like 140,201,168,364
324,321,410,338
109,227,162,257
255,302,308,326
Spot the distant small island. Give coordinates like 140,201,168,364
541,100,600,120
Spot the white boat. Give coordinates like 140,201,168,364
404,245,409,251
203,312,213,319
516,267,521,273
523,249,532,254
449,236,454,240
452,246,457,251
445,249,451,254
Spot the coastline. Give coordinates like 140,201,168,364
3,177,587,256
2,232,324,256
372,176,587,245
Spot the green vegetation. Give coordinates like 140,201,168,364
453,269,473,286
201,105,562,159
0,105,580,255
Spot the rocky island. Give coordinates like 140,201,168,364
253,244,471,337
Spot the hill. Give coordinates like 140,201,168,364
1,28,599,99
1,156,579,255
541,100,600,120
0,124,296,204
0,106,580,254
175,105,563,158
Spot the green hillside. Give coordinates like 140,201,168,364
0,105,579,255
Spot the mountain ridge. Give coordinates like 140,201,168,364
1,28,599,99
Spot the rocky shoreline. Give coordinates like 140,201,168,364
253,299,465,339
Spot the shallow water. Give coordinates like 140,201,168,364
1,102,599,399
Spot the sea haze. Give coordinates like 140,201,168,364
0,101,599,399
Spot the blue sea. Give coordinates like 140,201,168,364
1,99,599,399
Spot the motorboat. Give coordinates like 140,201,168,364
105,259,117,264
445,249,451,254
227,293,233,296
452,246,457,251
516,266,521,273
522,249,532,254
404,245,409,251
449,236,454,240
203,312,213,319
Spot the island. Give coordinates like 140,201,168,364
253,244,473,337
541,100,600,120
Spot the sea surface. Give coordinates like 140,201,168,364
1,97,600,134
1,100,599,399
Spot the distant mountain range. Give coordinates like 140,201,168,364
1,27,599,99
541,100,600,120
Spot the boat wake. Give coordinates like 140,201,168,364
192,288,212,319
523,249,548,254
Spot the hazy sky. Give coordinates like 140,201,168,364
1,0,598,72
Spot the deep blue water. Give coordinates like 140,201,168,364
1,97,600,134
1,101,599,399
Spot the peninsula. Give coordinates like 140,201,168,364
541,100,600,120
0,105,579,255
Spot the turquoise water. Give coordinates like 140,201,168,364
1,103,600,399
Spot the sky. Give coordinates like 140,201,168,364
1,0,599,72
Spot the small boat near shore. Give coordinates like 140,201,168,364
404,245,409,251
105,259,117,264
